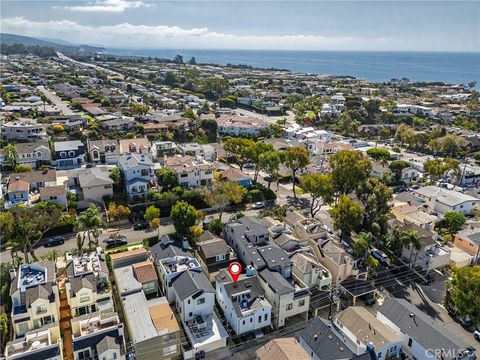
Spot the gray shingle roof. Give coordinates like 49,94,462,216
171,269,214,301
297,317,356,360
238,216,269,237
150,236,191,262
73,327,124,353
258,268,294,295
378,298,470,360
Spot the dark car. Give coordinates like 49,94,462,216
106,237,128,249
359,293,376,306
44,236,65,247
133,222,149,231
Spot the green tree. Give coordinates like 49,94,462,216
14,164,32,173
77,204,107,253
144,205,160,221
223,138,255,170
173,54,184,64
335,112,361,136
3,143,17,166
330,150,372,195
399,230,424,264
357,178,393,235
285,147,310,199
366,148,391,164
0,313,8,342
424,158,461,184
300,174,335,218
259,150,281,189
6,203,63,262
155,168,178,191
109,167,124,193
203,177,245,220
389,160,410,184
442,211,466,235
248,142,274,182
164,71,178,86
331,195,364,241
188,56,197,65
363,99,381,123
352,232,372,259
448,265,480,324
170,201,199,241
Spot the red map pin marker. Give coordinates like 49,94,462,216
228,262,242,284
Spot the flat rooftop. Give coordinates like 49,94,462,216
183,313,228,349
72,252,104,277
18,263,47,292
161,256,200,275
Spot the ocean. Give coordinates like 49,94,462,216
104,48,480,87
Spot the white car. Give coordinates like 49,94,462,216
370,248,388,263
251,202,265,209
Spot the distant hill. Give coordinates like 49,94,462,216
0,33,105,54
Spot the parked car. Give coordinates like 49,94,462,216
106,236,128,249
44,236,65,247
243,163,254,169
263,176,272,182
474,328,480,341
133,221,149,231
370,248,388,263
359,293,376,306
251,202,265,209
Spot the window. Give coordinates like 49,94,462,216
78,350,90,360
189,312,192,317
163,345,177,356
408,338,413,347
79,294,90,303
258,315,262,323
286,303,293,311
264,314,268,321
113,352,117,359
250,318,253,323
141,169,149,176
215,254,226,261
378,352,382,358
242,320,245,325
36,305,47,315
180,173,188,178
299,299,305,307
188,299,191,304
197,298,205,305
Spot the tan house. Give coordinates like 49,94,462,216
9,262,61,338
454,227,480,264
317,239,366,284
256,338,309,360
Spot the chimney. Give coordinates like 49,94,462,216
314,334,318,341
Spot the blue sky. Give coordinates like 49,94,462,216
1,0,479,51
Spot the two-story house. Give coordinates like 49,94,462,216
215,270,272,335
87,139,120,165
258,268,310,329
65,250,114,317
413,186,478,216
53,140,86,169
335,307,402,360
68,167,114,204
9,262,60,338
118,153,156,200
377,298,476,360
5,180,30,209
164,155,214,188
291,252,332,290
112,251,181,360
15,141,51,169
196,231,233,280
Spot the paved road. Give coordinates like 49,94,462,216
0,224,174,263
0,208,263,263
37,85,75,115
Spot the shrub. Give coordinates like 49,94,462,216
208,219,223,236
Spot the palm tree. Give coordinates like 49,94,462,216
77,204,107,253
399,230,424,266
352,232,373,260
3,144,17,167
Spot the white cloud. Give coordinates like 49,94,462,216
57,0,151,13
0,16,395,51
